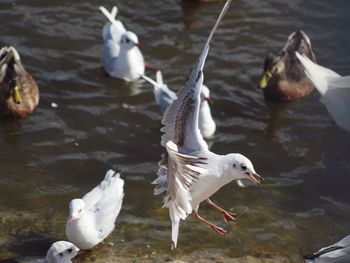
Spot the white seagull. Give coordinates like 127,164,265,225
140,71,216,139
100,6,145,82
153,0,263,248
45,241,79,263
66,169,124,249
304,235,350,263
296,52,350,132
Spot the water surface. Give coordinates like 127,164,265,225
0,0,350,262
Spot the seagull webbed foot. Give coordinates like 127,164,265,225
206,198,238,223
222,211,238,222
210,224,227,235
195,211,227,236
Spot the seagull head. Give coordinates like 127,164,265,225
227,154,263,186
45,241,79,263
121,31,141,49
200,85,213,104
67,199,85,222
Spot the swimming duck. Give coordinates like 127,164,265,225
258,30,316,102
0,46,39,118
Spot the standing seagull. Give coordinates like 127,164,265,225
296,52,350,132
304,235,350,263
100,6,145,82
153,0,263,248
66,169,124,249
45,241,79,263
140,71,216,139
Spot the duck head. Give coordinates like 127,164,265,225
258,30,316,89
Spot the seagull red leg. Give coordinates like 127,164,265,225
195,211,227,235
206,199,238,222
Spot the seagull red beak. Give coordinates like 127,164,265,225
246,172,264,187
206,96,214,104
68,215,77,222
136,42,142,49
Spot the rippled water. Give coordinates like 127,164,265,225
0,0,350,262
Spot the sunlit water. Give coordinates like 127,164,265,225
0,0,350,262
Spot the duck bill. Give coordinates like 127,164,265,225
258,71,272,89
12,86,22,104
247,172,264,187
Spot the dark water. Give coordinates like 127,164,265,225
0,0,350,262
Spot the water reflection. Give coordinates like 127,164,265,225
263,101,291,142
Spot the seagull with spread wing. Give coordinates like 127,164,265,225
153,0,263,248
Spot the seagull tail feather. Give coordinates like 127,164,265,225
169,202,180,249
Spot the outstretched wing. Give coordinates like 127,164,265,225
161,0,232,152
83,170,124,239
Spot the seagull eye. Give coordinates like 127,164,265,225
67,248,73,253
79,209,82,212
232,163,236,168
59,252,64,257
241,165,247,171
126,38,130,43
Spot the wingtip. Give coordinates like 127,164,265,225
156,70,164,85
105,169,122,179
99,6,106,12
139,72,162,88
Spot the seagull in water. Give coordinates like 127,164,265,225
140,70,216,139
304,235,350,263
296,52,350,132
45,241,79,263
100,6,145,82
153,0,263,248
66,169,124,249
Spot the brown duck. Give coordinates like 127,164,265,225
0,46,39,119
258,30,316,102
